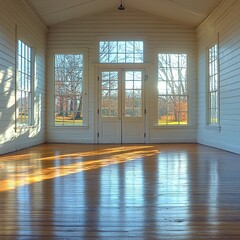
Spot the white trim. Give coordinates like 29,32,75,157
97,67,146,143
94,63,151,68
206,40,220,127
156,52,190,127
15,38,35,129
48,48,89,128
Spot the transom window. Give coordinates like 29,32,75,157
17,40,33,126
158,53,188,125
99,41,144,63
208,44,219,125
54,54,85,126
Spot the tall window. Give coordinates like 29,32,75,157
17,40,33,127
54,54,85,126
208,44,218,125
99,41,144,63
158,53,188,125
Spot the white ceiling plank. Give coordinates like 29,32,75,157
28,0,223,27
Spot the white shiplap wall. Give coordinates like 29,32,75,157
47,9,197,142
0,0,47,154
47,8,197,143
197,0,240,154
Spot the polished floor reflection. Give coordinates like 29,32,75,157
0,144,240,239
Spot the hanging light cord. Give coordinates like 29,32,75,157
118,0,125,10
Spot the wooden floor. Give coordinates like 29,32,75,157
0,144,240,239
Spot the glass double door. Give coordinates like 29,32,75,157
98,69,145,143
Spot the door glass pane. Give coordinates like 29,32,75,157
125,71,142,117
101,71,118,117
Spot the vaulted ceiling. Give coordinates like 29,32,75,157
29,0,223,27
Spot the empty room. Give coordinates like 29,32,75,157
1,0,240,239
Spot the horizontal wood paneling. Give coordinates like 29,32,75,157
196,0,240,154
47,8,197,144
0,0,47,154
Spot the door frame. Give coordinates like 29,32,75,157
97,66,146,144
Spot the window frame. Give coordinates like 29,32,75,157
16,38,34,128
52,49,88,127
156,52,189,127
99,40,144,64
207,43,219,126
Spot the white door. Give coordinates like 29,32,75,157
98,69,145,143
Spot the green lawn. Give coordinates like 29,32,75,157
55,116,83,126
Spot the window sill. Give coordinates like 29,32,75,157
53,125,89,129
15,125,35,132
205,125,221,132
153,124,195,129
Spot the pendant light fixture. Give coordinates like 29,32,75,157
118,0,125,10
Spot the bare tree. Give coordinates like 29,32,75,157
101,71,118,117
55,54,84,120
99,41,144,63
99,41,144,117
158,54,187,124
